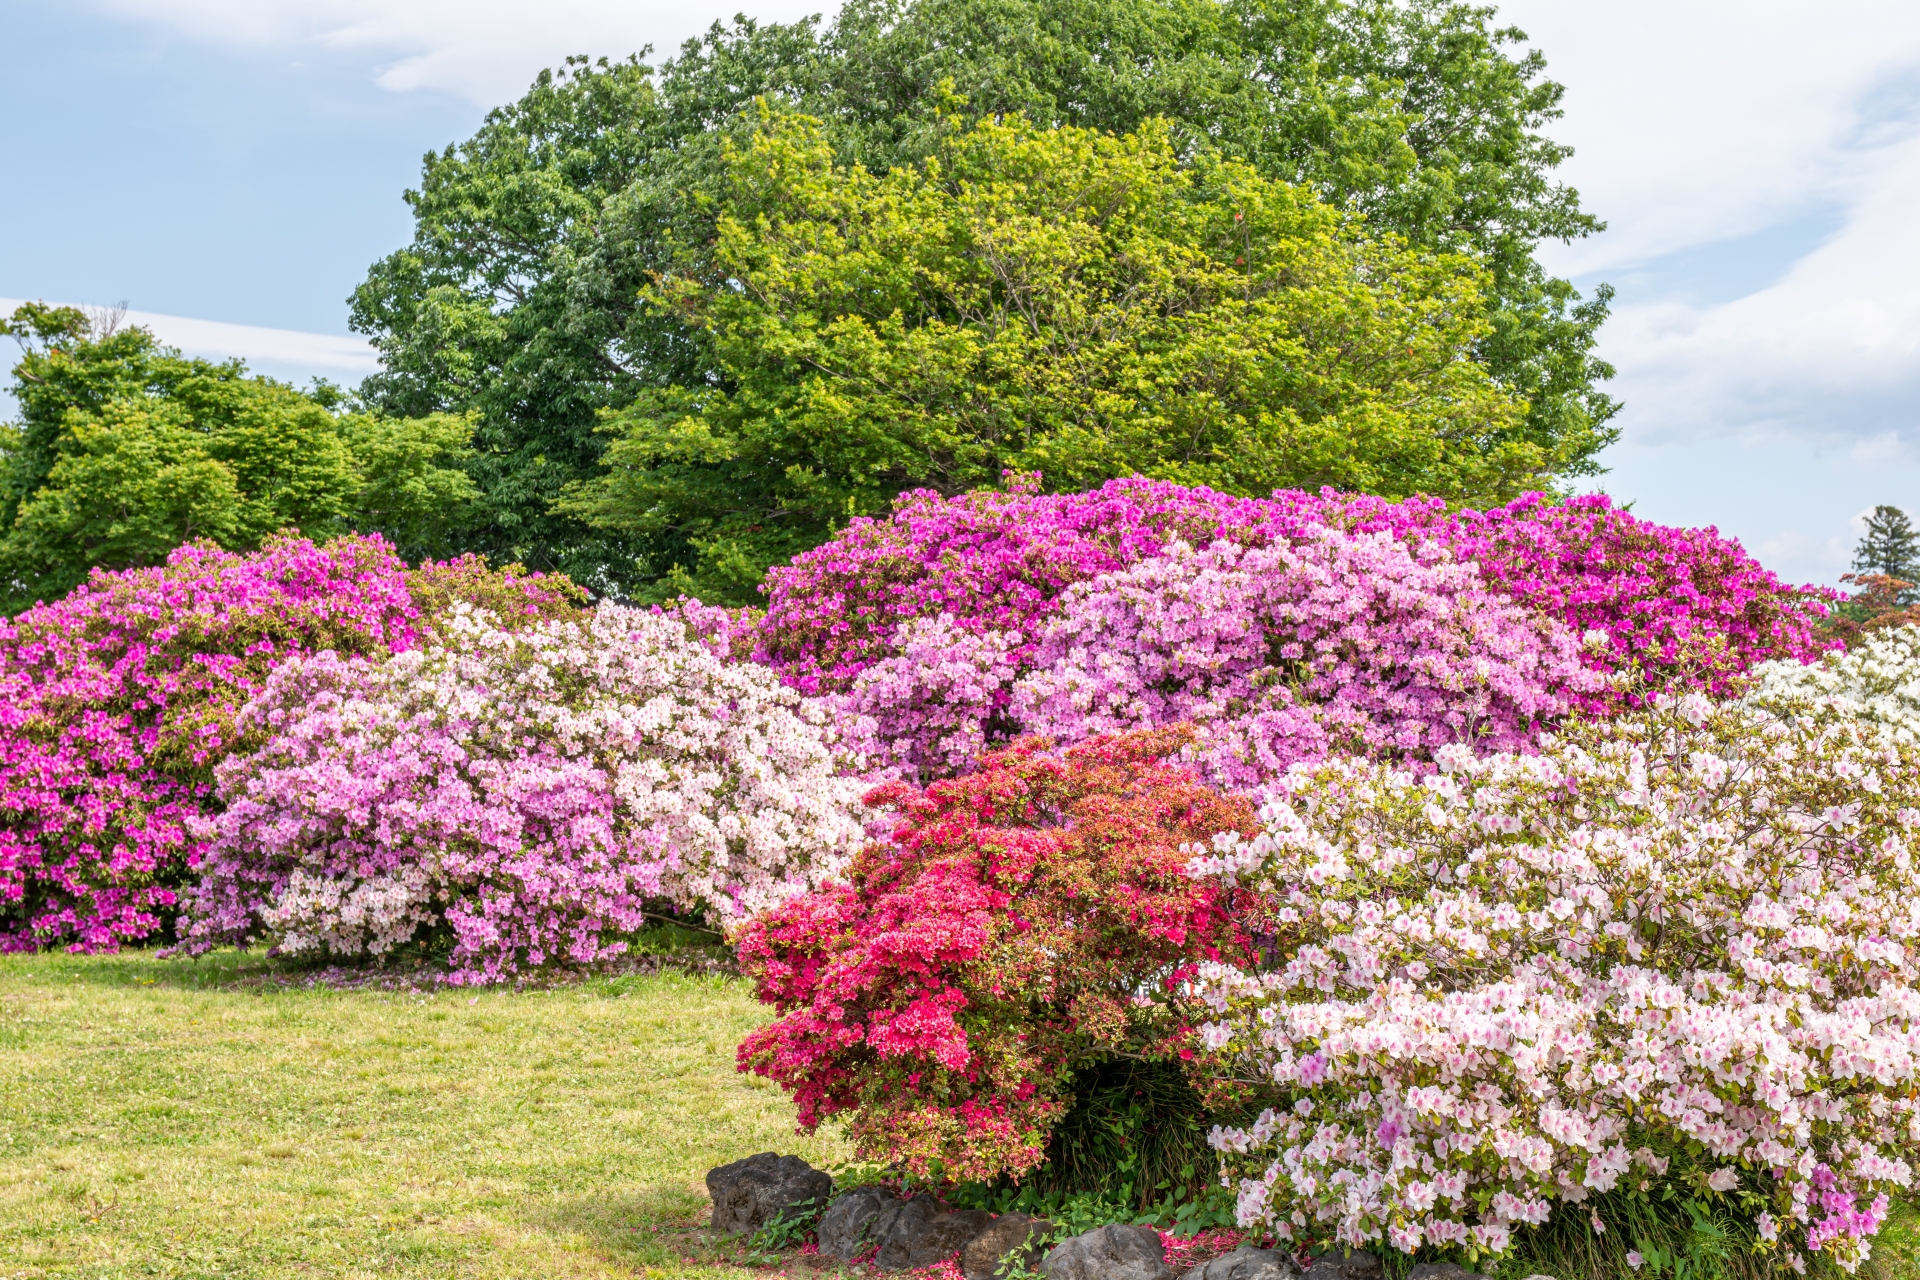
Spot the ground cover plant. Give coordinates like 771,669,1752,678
0,537,580,954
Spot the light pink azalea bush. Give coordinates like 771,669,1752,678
1011,530,1603,790
179,603,867,982
1185,692,1920,1274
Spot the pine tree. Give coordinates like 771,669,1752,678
1853,505,1920,601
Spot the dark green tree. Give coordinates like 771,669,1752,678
351,0,1618,594
0,304,478,610
1853,504,1920,601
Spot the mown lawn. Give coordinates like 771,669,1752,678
0,949,847,1279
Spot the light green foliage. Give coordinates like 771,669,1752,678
0,949,850,1279
562,113,1536,600
352,0,1616,596
0,305,478,610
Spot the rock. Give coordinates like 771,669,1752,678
818,1185,897,1262
1043,1223,1178,1280
704,1152,834,1236
1301,1251,1383,1280
1180,1244,1302,1280
898,1209,997,1270
871,1197,942,1269
1407,1266,1491,1280
963,1213,1057,1280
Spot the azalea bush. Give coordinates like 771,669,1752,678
1185,692,1920,1276
1748,624,1920,743
0,536,580,952
735,729,1256,1182
180,603,867,982
757,478,1828,783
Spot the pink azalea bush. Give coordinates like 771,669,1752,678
0,536,580,952
1185,691,1920,1274
1010,530,1601,790
756,478,1829,783
180,603,868,982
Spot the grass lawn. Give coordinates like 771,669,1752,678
0,948,847,1280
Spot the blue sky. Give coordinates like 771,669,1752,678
5,0,1920,589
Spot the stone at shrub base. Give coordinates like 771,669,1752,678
962,1213,1056,1280
817,1186,896,1261
704,1153,833,1236
871,1198,942,1268
1301,1251,1382,1280
1407,1265,1491,1280
1042,1224,1178,1280
1180,1244,1302,1280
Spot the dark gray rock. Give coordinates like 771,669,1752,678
1407,1266,1490,1280
963,1213,1057,1280
895,1209,996,1270
1180,1244,1302,1280
1301,1252,1382,1280
705,1152,833,1236
1043,1223,1178,1280
818,1185,897,1262
872,1197,943,1269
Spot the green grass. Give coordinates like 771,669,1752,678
0,949,848,1279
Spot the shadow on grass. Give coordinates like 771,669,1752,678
0,932,741,996
513,1183,723,1271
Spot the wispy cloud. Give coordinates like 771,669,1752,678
85,0,827,104
0,298,377,374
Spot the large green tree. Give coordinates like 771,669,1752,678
351,0,1616,593
0,304,477,610
560,113,1543,600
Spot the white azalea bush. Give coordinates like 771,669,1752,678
180,603,869,981
1749,625,1920,742
1185,692,1920,1275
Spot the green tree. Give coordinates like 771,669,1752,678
351,0,1616,594
559,113,1540,601
1853,504,1920,601
0,305,479,609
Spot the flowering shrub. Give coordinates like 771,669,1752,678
1341,492,1837,710
736,730,1256,1181
181,603,867,982
757,478,1827,781
0,536,581,952
1012,530,1599,790
1185,694,1920,1275
1748,624,1920,744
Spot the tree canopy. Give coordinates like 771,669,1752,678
351,0,1616,595
560,113,1546,601
0,304,476,611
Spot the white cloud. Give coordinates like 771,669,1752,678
0,298,377,374
1503,0,1920,274
85,0,827,104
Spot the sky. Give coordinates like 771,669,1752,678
4,0,1920,588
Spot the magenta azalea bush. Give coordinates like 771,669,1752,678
1188,691,1920,1274
762,477,1825,784
179,603,868,982
0,536,579,952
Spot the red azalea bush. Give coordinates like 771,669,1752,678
0,536,582,951
735,728,1257,1182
